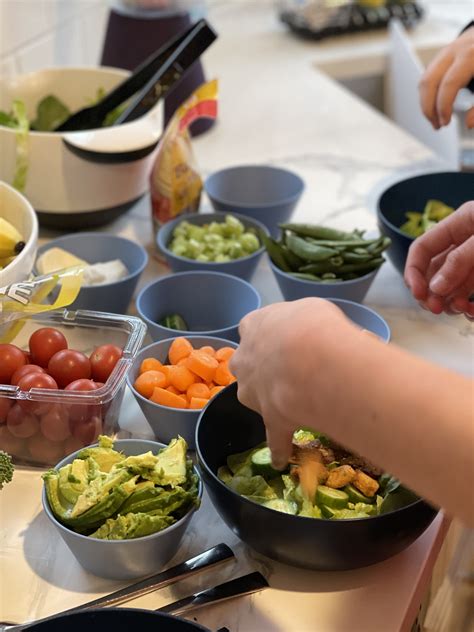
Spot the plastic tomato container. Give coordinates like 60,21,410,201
0,310,146,467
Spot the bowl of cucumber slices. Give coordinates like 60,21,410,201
196,383,438,571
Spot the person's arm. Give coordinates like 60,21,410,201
230,299,474,526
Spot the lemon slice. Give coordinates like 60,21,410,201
36,247,88,275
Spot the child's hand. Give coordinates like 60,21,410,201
404,201,474,319
419,26,474,129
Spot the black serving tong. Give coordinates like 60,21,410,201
55,19,217,132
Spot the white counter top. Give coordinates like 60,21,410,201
3,2,472,631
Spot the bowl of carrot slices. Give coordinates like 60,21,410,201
127,336,238,448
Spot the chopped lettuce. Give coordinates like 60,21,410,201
11,100,29,193
31,95,70,131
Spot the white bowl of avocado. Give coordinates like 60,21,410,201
42,436,202,580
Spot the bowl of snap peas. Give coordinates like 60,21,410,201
265,223,391,303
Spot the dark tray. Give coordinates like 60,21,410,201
280,2,423,41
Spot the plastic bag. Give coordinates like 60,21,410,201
0,267,83,343
150,79,218,254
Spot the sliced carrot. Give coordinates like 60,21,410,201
185,350,218,383
215,361,236,386
206,381,216,389
168,365,196,392
186,382,211,401
215,347,235,362
151,387,188,409
134,370,167,398
177,358,188,367
139,357,163,374
210,385,225,398
168,337,193,365
167,385,179,395
198,346,216,357
189,397,208,409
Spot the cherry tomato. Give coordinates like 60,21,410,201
7,404,40,438
29,328,68,367
48,350,91,388
40,405,71,442
89,345,122,383
0,344,26,384
0,424,25,455
65,379,99,423
28,434,64,464
70,415,102,445
0,398,13,424
11,364,46,386
17,372,58,414
63,434,84,456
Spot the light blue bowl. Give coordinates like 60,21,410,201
204,165,305,238
136,271,261,343
127,336,239,449
156,212,269,281
35,233,148,314
328,298,391,342
42,439,202,580
270,258,381,304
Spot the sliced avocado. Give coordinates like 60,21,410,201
58,459,90,505
90,512,175,540
43,471,74,522
71,467,133,518
150,437,188,487
121,486,190,516
217,465,233,485
77,447,125,473
70,485,132,531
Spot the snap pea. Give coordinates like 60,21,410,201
322,272,337,280
262,234,291,272
286,233,339,262
281,244,305,270
280,223,356,241
300,257,384,275
329,256,344,267
305,238,377,248
290,272,323,281
341,251,374,263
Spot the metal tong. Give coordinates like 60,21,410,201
55,19,217,132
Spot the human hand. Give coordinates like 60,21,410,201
229,298,360,469
419,26,474,129
404,201,474,318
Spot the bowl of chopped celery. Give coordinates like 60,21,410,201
42,436,202,579
157,212,269,281
376,171,474,276
0,66,162,228
196,383,437,571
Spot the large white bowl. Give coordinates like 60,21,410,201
0,181,38,287
0,67,163,228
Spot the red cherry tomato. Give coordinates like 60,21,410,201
89,345,122,383
29,328,68,367
11,364,46,386
70,415,102,445
7,404,40,438
28,434,64,465
63,434,84,456
17,372,58,414
65,379,99,423
0,424,25,456
0,398,13,424
48,350,91,388
0,344,26,384
40,405,71,442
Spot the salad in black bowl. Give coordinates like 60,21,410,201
196,383,438,571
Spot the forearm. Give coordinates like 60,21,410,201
296,329,474,525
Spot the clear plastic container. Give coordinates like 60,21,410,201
0,310,146,467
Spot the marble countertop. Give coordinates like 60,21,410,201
3,2,472,631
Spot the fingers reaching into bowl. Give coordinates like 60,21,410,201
404,202,474,319
419,26,474,130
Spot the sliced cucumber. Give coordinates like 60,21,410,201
251,447,280,478
316,485,349,509
262,498,298,515
159,314,188,331
320,504,337,519
345,483,375,504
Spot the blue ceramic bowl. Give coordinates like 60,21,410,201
157,212,268,281
127,336,239,449
136,271,261,343
35,233,148,314
376,171,473,276
42,439,202,580
205,165,305,237
270,258,381,304
329,298,391,342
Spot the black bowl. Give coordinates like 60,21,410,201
196,383,438,571
23,609,209,631
376,171,474,276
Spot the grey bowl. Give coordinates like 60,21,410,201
127,336,239,449
156,212,269,281
35,232,148,314
136,270,261,343
42,438,202,580
204,165,305,237
270,258,381,304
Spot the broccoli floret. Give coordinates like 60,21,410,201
0,451,14,490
